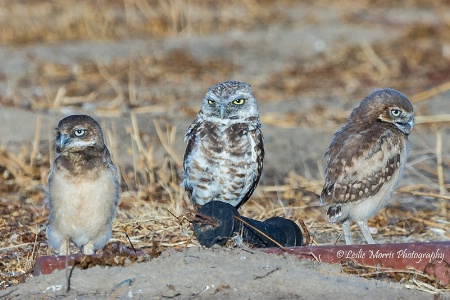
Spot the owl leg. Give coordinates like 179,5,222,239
63,238,70,292
341,220,353,245
59,237,69,255
46,226,67,255
357,220,376,244
83,242,95,255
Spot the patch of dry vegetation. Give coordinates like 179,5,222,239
0,0,448,294
264,22,450,103
0,0,292,45
1,49,236,112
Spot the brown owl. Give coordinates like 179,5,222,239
46,115,120,255
321,88,414,245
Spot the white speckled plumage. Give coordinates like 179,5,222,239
182,81,264,209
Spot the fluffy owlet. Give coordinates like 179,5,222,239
320,88,414,245
182,81,264,209
46,115,120,255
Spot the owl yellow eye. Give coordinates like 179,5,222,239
391,109,401,117
207,100,215,105
73,129,86,137
233,99,245,105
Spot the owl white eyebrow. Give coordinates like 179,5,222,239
207,95,221,102
390,107,402,111
71,139,96,147
229,94,247,101
73,127,88,131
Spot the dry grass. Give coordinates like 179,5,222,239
0,0,449,294
0,0,293,45
263,22,450,103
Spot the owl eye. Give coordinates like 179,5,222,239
390,109,402,117
233,99,245,105
73,129,86,137
207,100,215,105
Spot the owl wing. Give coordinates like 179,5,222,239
182,117,202,198
235,123,264,209
103,147,120,207
184,115,202,142
320,125,404,207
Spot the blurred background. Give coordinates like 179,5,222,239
0,0,449,289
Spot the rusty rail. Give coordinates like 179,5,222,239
260,242,449,286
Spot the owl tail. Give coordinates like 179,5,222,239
327,205,342,223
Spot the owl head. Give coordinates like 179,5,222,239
55,115,105,154
350,88,414,135
200,81,260,121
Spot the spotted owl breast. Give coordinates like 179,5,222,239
183,120,263,208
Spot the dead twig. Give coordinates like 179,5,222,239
411,81,450,103
186,209,218,227
153,120,183,166
435,130,446,195
234,215,289,253
298,219,311,246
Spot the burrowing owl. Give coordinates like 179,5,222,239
321,88,414,245
46,115,120,255
182,81,264,209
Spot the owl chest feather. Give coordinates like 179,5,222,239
184,119,262,206
48,160,118,235
199,122,255,176
323,124,409,222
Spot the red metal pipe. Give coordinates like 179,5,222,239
34,242,449,286
260,242,450,286
34,255,82,276
33,244,146,276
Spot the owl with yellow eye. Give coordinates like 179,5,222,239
182,81,264,209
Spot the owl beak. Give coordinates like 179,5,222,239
403,115,414,133
59,133,70,149
407,116,414,131
397,115,414,135
220,105,226,119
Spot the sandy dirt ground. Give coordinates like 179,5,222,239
0,247,435,299
0,1,449,299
